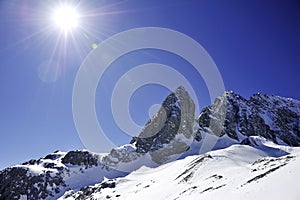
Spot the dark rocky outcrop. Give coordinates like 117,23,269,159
196,91,300,146
63,179,116,200
62,150,99,168
0,150,100,200
130,86,195,164
0,166,65,200
130,92,181,153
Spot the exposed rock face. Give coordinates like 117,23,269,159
0,154,67,199
101,144,141,168
0,151,104,200
130,86,195,164
62,179,116,200
196,91,300,146
62,150,99,168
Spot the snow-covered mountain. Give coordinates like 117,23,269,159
60,137,300,200
1,87,300,200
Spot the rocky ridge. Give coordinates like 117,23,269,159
196,91,300,146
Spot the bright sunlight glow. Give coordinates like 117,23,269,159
52,5,79,32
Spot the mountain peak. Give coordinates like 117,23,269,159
130,85,195,164
197,90,300,145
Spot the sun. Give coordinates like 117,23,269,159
52,5,79,32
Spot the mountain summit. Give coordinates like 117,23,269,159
130,86,195,163
197,91,300,146
1,87,300,200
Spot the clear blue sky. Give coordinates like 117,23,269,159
0,0,299,169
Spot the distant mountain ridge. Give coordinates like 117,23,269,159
1,87,300,200
196,91,300,146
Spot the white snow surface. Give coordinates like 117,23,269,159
59,137,300,200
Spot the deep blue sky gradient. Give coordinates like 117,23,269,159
0,0,299,169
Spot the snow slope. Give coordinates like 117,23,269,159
59,137,300,200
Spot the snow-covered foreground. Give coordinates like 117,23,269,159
60,137,300,200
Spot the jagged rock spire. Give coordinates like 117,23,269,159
128,86,195,163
